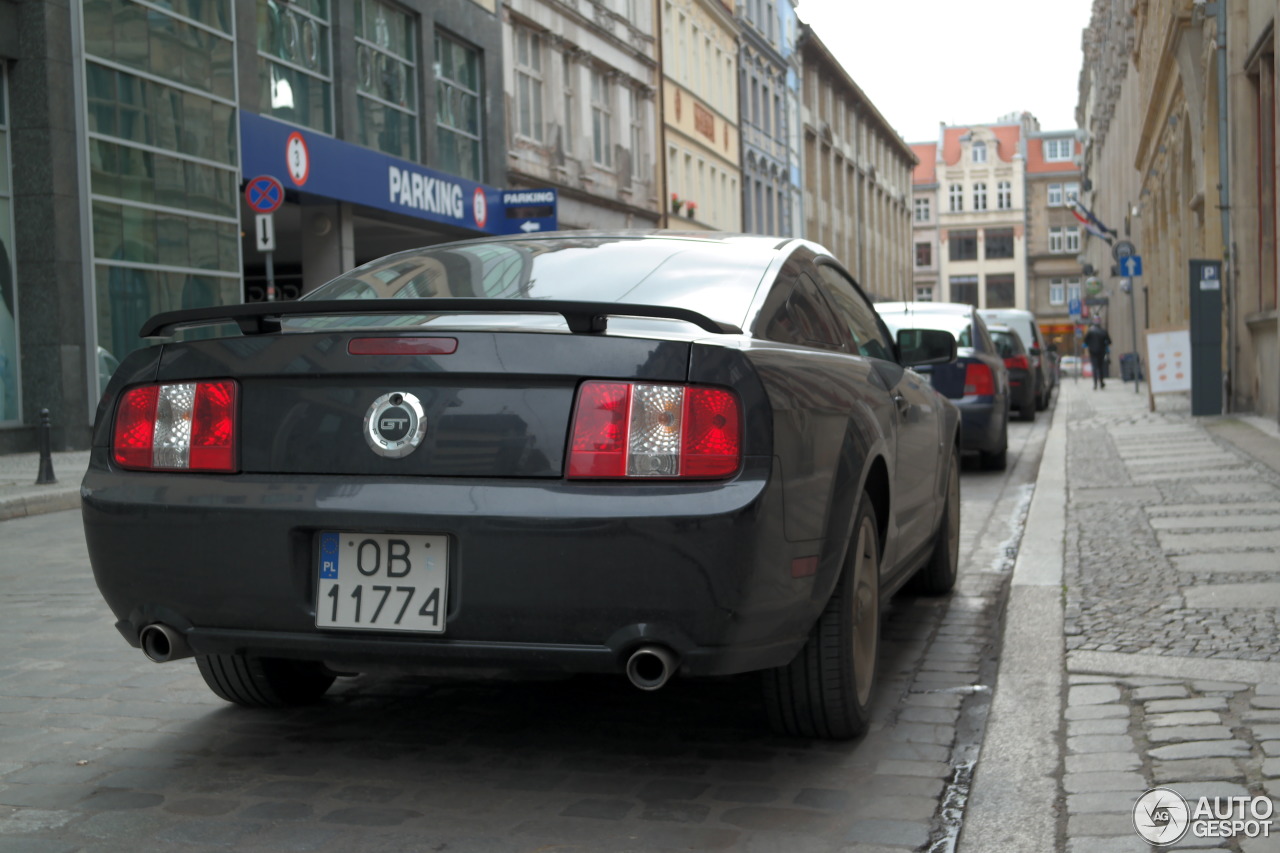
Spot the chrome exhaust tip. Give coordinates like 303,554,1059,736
139,623,192,663
625,645,678,691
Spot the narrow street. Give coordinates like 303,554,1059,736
0,412,1052,852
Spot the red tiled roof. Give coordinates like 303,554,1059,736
1026,137,1082,174
940,124,1023,166
912,143,937,184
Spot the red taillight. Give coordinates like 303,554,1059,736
112,385,159,470
567,381,742,480
963,363,995,396
112,380,239,472
683,387,741,478
1004,355,1030,371
567,382,631,478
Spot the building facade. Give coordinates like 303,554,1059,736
1078,0,1279,419
659,0,740,230
502,0,661,229
1025,129,1086,355
0,0,513,452
798,27,914,300
910,144,939,302
914,117,1030,311
736,0,801,237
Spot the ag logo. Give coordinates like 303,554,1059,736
1134,787,1190,845
364,392,427,458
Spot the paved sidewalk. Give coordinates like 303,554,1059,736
0,450,90,521
964,377,1280,852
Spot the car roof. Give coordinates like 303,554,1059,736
876,301,974,315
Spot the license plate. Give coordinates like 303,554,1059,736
316,532,448,633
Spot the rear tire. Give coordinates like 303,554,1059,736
908,447,960,595
763,497,880,740
979,419,1008,471
1019,405,1036,422
196,654,335,708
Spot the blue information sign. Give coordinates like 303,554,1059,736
239,111,557,235
1068,297,1082,317
1119,255,1144,277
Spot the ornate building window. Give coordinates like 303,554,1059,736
949,183,963,212
513,27,545,143
997,180,1012,210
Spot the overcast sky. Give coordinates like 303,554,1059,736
792,0,1096,144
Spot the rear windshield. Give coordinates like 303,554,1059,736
878,311,974,348
297,237,776,333
990,330,1020,358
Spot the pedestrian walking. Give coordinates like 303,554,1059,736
1083,318,1111,389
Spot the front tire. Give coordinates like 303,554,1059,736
196,654,335,708
908,446,960,595
763,497,880,740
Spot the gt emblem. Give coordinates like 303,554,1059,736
364,392,427,458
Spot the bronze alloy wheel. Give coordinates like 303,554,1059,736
763,496,881,739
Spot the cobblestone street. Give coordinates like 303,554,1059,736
0,418,1049,852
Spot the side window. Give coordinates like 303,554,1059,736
760,274,842,349
973,315,995,353
815,264,894,361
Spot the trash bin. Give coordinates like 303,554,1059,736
1120,352,1142,382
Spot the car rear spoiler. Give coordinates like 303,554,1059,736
139,299,742,337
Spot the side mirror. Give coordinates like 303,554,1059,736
897,328,958,367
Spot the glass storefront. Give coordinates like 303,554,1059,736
82,0,241,393
0,63,17,424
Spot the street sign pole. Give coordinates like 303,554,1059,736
245,176,285,303
1127,281,1140,394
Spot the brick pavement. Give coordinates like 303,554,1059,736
964,378,1280,853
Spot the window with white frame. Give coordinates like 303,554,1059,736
1064,182,1080,205
514,27,544,142
1048,226,1064,253
949,183,963,212
1067,278,1081,303
590,67,613,168
972,140,987,163
1047,183,1063,206
914,197,930,222
915,285,934,302
1044,137,1073,161
1065,226,1080,252
562,53,574,156
630,89,644,179
355,0,417,159
973,182,987,211
997,180,1012,210
259,0,333,134
435,31,484,181
1049,280,1065,305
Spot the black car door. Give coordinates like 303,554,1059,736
815,264,942,570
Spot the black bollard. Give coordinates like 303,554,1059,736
35,408,57,485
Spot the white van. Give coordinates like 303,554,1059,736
978,309,1056,410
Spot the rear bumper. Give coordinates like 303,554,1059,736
81,450,820,678
954,398,1004,452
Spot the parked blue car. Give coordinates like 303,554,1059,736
877,302,1010,470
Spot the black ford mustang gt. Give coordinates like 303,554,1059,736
82,232,961,740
